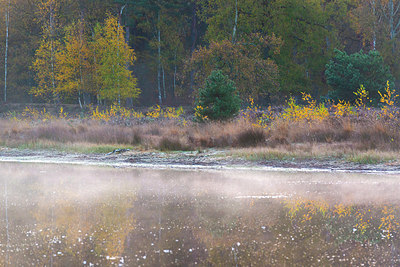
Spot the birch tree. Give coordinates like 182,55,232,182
93,16,140,103
56,22,91,108
4,0,10,102
351,0,400,78
31,0,60,103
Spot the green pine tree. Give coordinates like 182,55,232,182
195,70,241,121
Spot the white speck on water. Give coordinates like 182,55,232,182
261,226,266,230
235,195,288,199
143,255,147,259
83,261,86,265
189,249,193,252
237,242,241,246
163,249,172,254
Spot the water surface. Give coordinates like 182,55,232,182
1,163,400,266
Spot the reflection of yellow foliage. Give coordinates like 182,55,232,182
93,196,135,257
355,209,369,234
285,198,329,220
379,206,399,239
32,191,136,263
333,204,351,218
286,199,400,242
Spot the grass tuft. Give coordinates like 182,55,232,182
235,127,266,147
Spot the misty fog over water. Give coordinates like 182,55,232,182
1,163,400,266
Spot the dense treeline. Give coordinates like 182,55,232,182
1,0,400,106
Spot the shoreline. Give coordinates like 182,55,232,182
1,147,400,174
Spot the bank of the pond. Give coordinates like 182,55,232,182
1,146,400,173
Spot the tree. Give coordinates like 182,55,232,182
31,0,61,103
350,0,382,51
267,0,347,95
195,69,241,121
198,0,267,42
31,37,61,102
325,49,393,102
185,35,281,101
3,0,10,102
56,21,91,107
93,15,140,103
350,0,400,80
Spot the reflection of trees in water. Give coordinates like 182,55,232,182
3,174,400,266
275,198,400,265
162,197,400,266
284,198,400,243
22,180,136,266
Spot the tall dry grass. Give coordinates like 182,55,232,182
1,114,400,153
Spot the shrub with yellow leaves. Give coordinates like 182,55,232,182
378,81,399,119
194,105,208,122
332,100,355,118
354,85,371,109
281,93,329,122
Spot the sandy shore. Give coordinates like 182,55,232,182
1,147,400,174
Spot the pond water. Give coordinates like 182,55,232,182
1,163,400,266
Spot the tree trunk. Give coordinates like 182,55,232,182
4,0,10,102
126,26,130,45
371,0,377,50
173,49,177,99
117,6,126,106
162,64,166,100
387,0,400,53
390,0,394,42
157,12,162,104
232,0,238,43
78,90,82,109
189,1,198,95
49,1,58,104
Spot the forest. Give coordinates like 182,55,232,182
0,0,399,107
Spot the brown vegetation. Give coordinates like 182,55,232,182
1,113,400,157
